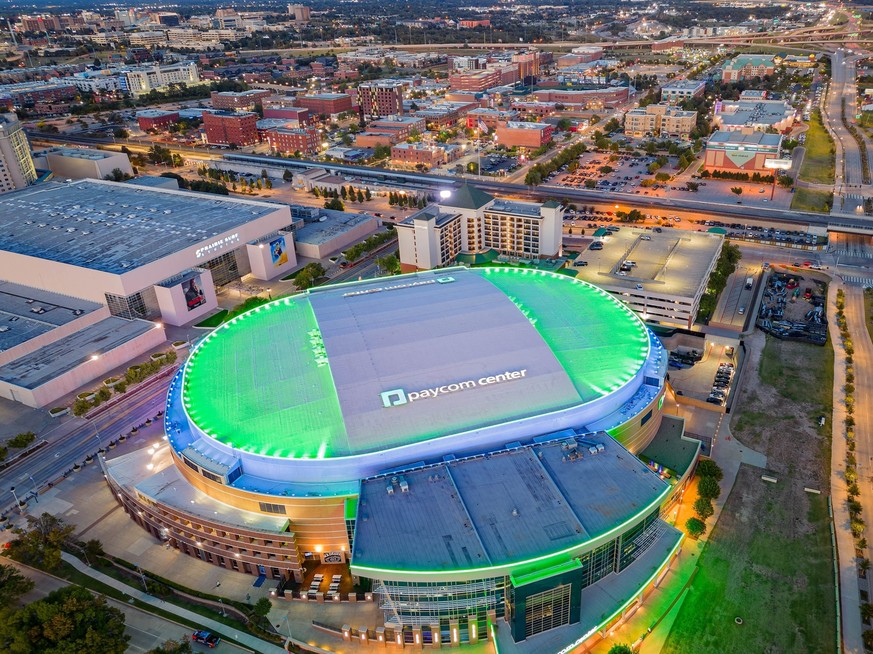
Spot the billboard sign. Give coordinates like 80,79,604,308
182,275,206,311
269,235,288,268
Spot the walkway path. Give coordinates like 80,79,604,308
59,551,286,654
837,285,872,653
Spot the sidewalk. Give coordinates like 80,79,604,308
60,551,286,654
827,281,865,654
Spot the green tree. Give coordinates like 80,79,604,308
8,513,75,571
0,586,128,653
0,563,34,607
864,630,873,650
364,188,372,201
599,165,614,175
693,497,714,520
777,174,794,188
113,128,129,139
608,646,634,654
283,169,293,182
584,179,597,189
697,475,721,501
356,189,364,203
252,596,272,627
862,602,873,623
696,459,723,481
685,517,707,539
8,432,35,448
730,186,743,196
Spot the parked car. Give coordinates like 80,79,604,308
192,631,220,648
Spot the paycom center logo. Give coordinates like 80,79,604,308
380,370,528,408
380,389,408,407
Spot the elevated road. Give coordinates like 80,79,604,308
28,131,873,235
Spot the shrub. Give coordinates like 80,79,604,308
8,431,36,449
72,399,91,416
698,475,721,500
693,497,714,520
685,517,706,538
695,459,723,481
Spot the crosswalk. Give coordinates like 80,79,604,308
841,275,873,287
834,249,873,259
843,193,866,201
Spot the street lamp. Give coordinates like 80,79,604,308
29,476,38,504
10,486,21,510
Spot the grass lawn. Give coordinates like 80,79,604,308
791,187,833,213
194,310,228,328
664,336,836,654
661,472,837,654
798,110,836,185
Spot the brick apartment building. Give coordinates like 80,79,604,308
202,111,259,146
466,108,519,131
357,81,405,118
136,109,179,131
210,90,272,111
295,93,353,117
391,142,461,168
495,121,553,148
263,127,321,154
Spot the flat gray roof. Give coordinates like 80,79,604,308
0,316,155,388
707,130,782,147
294,210,378,247
352,432,668,571
0,281,101,352
0,180,281,274
572,228,723,299
489,198,542,217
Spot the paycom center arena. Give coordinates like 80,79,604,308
104,266,700,651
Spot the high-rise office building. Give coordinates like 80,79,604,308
288,4,311,23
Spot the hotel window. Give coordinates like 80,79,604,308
259,502,287,515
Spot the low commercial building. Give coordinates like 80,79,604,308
0,281,166,408
396,185,563,272
571,228,724,328
0,179,298,328
0,81,77,108
390,142,461,168
624,104,697,139
466,108,519,130
510,101,557,118
295,93,353,117
202,110,259,146
121,62,201,97
414,101,478,130
448,65,518,92
261,99,309,125
660,80,706,104
722,55,775,82
136,109,179,131
713,98,795,133
369,115,426,139
531,86,631,108
32,147,134,180
263,126,321,154
290,206,380,259
495,121,553,148
704,130,783,174
210,89,272,111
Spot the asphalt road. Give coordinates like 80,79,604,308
31,131,873,233
828,49,865,214
0,375,172,517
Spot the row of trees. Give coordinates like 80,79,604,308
685,459,724,539
388,191,428,209
700,169,775,183
697,243,742,323
343,231,397,263
0,431,36,463
525,142,590,186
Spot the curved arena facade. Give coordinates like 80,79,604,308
106,266,695,650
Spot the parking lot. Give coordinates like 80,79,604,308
756,268,828,345
661,334,740,407
552,152,682,195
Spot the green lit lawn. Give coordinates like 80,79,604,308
790,188,833,213
664,336,836,654
798,110,835,185
194,310,228,328
662,470,837,654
